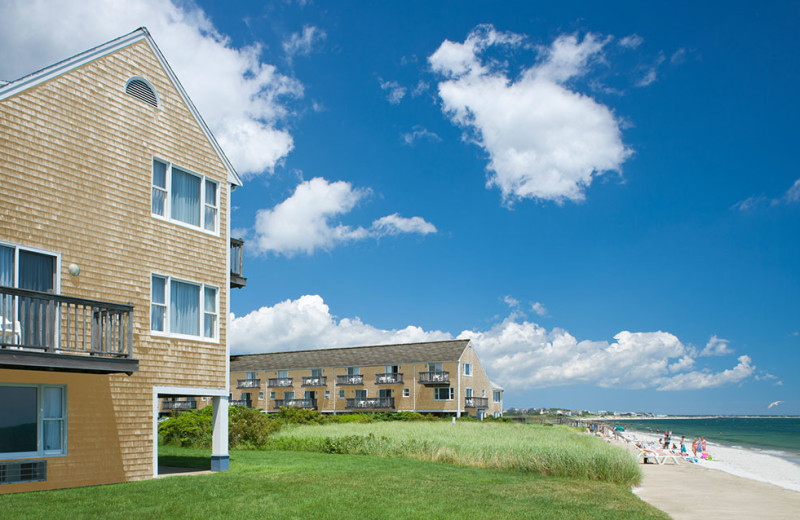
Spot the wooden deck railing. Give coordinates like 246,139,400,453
302,376,327,386
345,397,394,409
274,399,317,410
230,238,247,289
0,286,133,359
268,377,293,388
237,378,261,389
336,374,364,385
163,400,197,411
465,397,489,409
230,399,252,407
375,373,403,384
418,371,450,385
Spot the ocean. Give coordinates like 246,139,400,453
604,417,800,465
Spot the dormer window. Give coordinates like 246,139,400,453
125,77,159,108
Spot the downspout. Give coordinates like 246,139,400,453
456,359,461,418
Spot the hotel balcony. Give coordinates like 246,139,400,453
274,398,317,410
465,397,489,409
375,373,403,385
336,374,364,386
230,237,247,289
237,378,261,389
302,376,327,387
0,286,138,374
230,399,252,407
268,377,293,388
163,400,197,411
418,371,450,385
345,397,395,410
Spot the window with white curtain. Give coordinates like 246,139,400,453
150,274,218,340
0,384,66,458
152,158,218,233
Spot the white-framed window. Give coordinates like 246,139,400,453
493,391,501,403
324,390,330,399
338,390,345,399
482,389,486,397
434,387,454,401
354,389,367,399
269,392,275,400
347,367,360,375
258,392,264,400
463,363,472,376
152,158,219,234
0,384,67,459
277,370,289,379
150,274,218,340
466,388,473,398
402,388,410,398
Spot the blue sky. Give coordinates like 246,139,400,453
1,1,798,415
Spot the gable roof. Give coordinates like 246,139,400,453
0,27,241,187
230,340,471,372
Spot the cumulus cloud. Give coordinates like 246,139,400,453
283,25,326,59
429,25,631,204
0,0,299,176
230,295,451,353
402,126,441,145
252,177,436,256
700,335,733,356
230,294,760,392
379,78,407,104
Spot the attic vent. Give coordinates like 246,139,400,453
125,77,159,108
0,460,47,485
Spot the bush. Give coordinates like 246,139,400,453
159,405,282,449
159,407,213,448
230,406,282,448
277,406,326,425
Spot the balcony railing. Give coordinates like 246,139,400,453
163,400,197,411
336,374,364,386
237,378,261,389
274,399,317,410
230,400,252,407
268,377,293,388
302,376,327,387
345,397,395,410
230,238,247,289
375,373,403,385
418,371,450,385
0,286,138,374
465,397,489,409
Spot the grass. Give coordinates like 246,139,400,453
0,448,666,519
266,421,642,485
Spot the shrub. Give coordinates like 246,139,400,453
159,407,213,448
230,406,282,448
159,405,282,449
277,406,326,425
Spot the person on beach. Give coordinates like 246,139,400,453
680,436,687,456
692,437,700,457
700,436,709,459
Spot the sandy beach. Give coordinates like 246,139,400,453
613,430,800,519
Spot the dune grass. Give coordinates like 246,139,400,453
0,448,665,519
266,421,641,486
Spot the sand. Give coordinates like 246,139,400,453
611,431,800,519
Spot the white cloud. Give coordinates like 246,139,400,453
503,296,520,308
402,126,441,145
379,78,407,104
670,48,687,65
283,25,326,58
618,34,644,49
781,177,800,203
230,295,451,354
734,176,800,211
252,177,436,256
372,214,437,236
230,294,759,392
635,52,666,87
429,26,631,204
700,334,733,356
0,0,299,177
531,302,548,316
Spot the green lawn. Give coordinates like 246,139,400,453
0,448,666,519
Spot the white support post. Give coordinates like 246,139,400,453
211,395,229,471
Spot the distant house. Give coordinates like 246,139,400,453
1,27,244,492
230,340,504,418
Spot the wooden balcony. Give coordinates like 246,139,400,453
274,399,317,410
375,373,403,385
418,371,450,386
345,397,394,410
230,238,247,289
230,399,252,407
465,397,489,409
336,374,364,386
0,286,138,374
268,377,293,388
237,378,261,389
302,376,327,387
163,400,197,411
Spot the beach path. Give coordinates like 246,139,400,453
634,458,800,519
